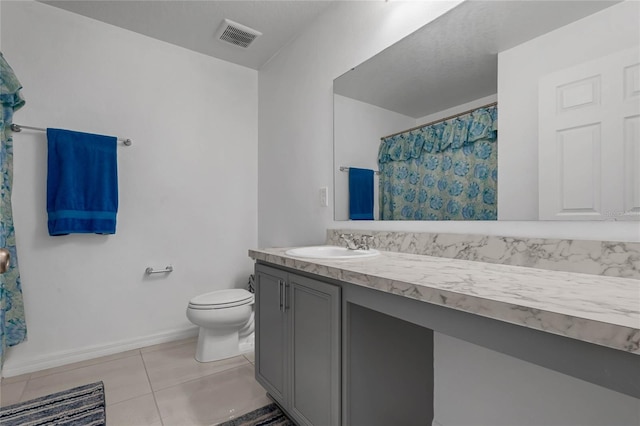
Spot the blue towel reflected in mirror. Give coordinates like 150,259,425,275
349,167,374,220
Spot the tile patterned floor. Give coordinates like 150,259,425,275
0,338,269,425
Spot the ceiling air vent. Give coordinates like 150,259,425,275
215,19,262,48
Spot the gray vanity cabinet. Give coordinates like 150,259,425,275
255,264,341,426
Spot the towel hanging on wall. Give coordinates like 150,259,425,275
46,128,119,235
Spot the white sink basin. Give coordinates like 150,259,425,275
285,246,380,259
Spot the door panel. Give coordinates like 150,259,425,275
255,265,288,406
624,115,640,215
557,123,601,213
289,274,341,426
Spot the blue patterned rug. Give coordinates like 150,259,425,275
219,402,294,426
0,381,105,426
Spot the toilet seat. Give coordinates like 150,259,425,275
188,289,254,310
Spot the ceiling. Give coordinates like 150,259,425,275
40,0,625,110
40,1,337,70
333,1,622,118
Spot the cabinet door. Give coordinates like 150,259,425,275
255,265,288,406
288,274,341,426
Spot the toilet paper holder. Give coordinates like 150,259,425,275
145,265,174,275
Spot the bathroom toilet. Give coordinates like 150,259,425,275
186,289,255,363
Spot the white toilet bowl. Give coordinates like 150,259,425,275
186,289,254,363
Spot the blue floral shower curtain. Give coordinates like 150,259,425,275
378,105,497,220
0,53,27,366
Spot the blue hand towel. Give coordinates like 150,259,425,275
349,167,374,220
47,128,118,235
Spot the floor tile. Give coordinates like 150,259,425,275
142,341,248,391
21,354,151,406
106,393,163,426
29,348,141,379
140,336,197,354
154,364,270,426
0,380,27,407
243,352,255,364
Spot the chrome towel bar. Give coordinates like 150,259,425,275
339,166,380,175
145,265,174,275
10,123,132,146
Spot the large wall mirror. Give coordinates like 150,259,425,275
333,0,639,221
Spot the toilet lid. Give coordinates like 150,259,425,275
189,289,253,308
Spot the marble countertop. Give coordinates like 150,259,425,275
249,247,640,355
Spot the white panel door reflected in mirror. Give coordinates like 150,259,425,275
333,0,639,221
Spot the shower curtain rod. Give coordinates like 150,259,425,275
380,101,498,140
10,123,133,146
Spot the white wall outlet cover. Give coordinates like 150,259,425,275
320,187,329,207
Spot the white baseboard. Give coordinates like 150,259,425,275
2,326,199,378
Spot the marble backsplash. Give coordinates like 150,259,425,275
326,229,640,279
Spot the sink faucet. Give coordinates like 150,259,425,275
340,233,357,250
340,233,373,251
